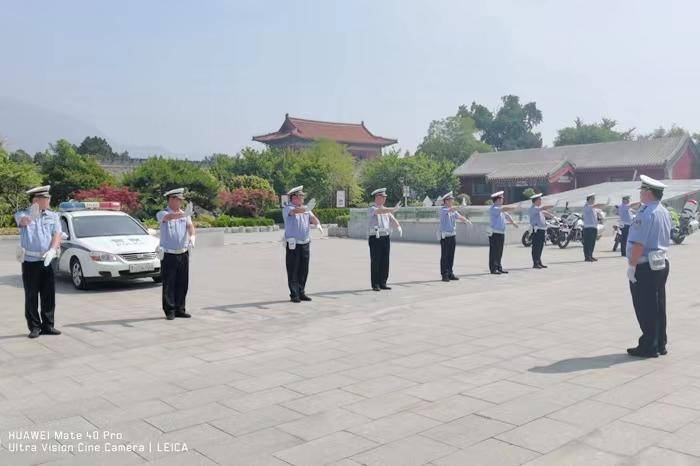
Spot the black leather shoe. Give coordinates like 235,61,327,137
442,276,450,282
379,285,391,290
299,294,312,301
41,327,61,335
372,286,381,291
490,270,501,275
174,311,191,318
627,347,659,358
584,258,593,262
591,257,598,262
165,314,175,320
538,264,548,268
533,264,543,269
659,347,668,355
28,328,41,339
499,269,509,274
449,275,459,281
290,297,301,303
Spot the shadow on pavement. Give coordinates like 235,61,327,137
0,333,29,340
64,317,164,332
0,274,160,294
529,353,635,373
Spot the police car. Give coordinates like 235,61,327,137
57,201,161,290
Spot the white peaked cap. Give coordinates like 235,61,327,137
164,188,185,198
26,185,51,197
640,175,667,190
287,186,304,196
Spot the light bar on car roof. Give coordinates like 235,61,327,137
59,201,121,212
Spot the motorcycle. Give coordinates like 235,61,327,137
521,217,562,247
671,199,699,244
557,208,582,248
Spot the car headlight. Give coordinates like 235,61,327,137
89,251,120,262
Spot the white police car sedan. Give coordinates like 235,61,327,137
56,202,161,290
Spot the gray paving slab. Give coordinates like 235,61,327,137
1,234,700,464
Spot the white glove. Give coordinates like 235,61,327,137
29,203,41,221
43,248,57,267
188,236,196,249
306,198,317,212
394,201,402,210
627,265,637,283
397,226,403,237
183,203,194,217
317,225,324,235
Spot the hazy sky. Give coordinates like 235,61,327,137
2,0,700,158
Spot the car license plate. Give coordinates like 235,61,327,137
129,263,154,273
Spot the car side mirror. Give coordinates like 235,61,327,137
61,232,68,240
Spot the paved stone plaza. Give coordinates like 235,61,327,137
1,232,700,465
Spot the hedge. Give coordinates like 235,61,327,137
314,208,350,224
213,215,274,227
264,209,284,224
0,214,16,228
335,214,349,227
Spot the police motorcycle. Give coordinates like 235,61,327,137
671,199,699,244
521,216,563,247
556,202,583,248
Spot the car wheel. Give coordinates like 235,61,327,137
70,257,89,290
152,275,162,283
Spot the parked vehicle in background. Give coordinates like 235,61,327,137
671,199,699,244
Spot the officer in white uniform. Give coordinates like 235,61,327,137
626,176,672,358
283,186,321,303
438,191,470,281
528,193,554,269
617,195,639,257
368,188,402,291
582,194,605,261
14,185,63,338
488,191,517,274
156,188,196,320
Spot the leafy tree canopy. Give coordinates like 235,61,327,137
40,139,115,204
10,149,33,164
459,95,543,151
554,118,632,146
360,150,459,202
0,149,43,215
123,156,220,216
417,115,491,165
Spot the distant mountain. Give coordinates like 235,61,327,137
0,97,171,157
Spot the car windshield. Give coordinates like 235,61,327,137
72,215,146,238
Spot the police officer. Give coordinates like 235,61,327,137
528,193,555,269
368,188,402,291
582,194,606,262
14,185,62,338
626,176,672,358
488,191,518,274
157,188,196,320
617,195,640,257
283,186,322,303
438,191,470,282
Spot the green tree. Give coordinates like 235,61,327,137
10,149,33,164
459,95,543,150
637,125,700,145
40,139,115,204
123,157,220,217
522,187,536,199
417,115,491,165
554,118,632,146
360,150,459,202
0,149,43,215
77,136,115,159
